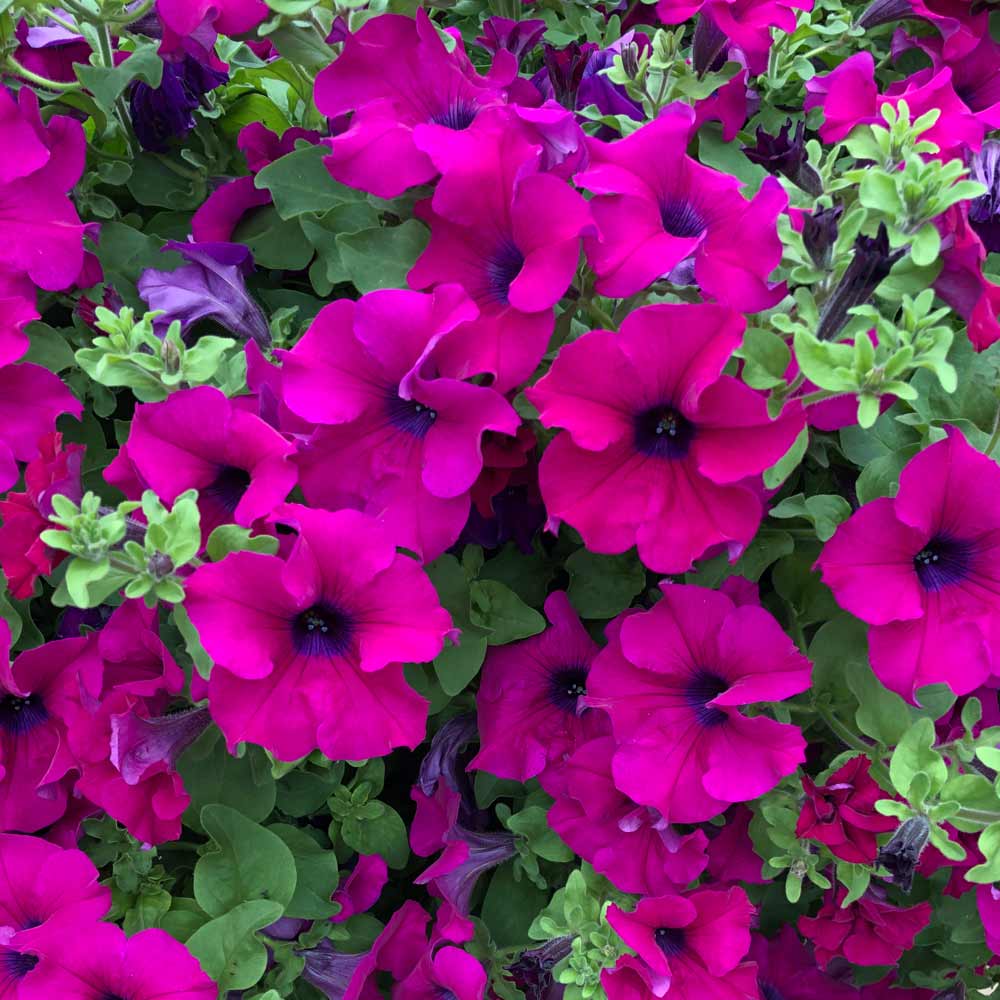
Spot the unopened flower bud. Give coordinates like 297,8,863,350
161,336,182,376
876,815,930,893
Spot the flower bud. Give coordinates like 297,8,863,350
876,815,930,893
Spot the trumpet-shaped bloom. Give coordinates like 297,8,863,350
587,585,811,823
603,888,757,1000
314,10,511,198
184,505,453,760
817,428,1000,703
575,105,788,309
748,927,859,1000
541,737,708,895
528,303,804,573
408,118,595,393
156,0,267,39
284,287,520,562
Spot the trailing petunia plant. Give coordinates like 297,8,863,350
4,0,1000,998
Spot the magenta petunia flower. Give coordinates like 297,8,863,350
156,0,267,39
408,117,595,393
798,888,931,968
116,385,297,538
603,888,758,1000
0,625,86,833
977,884,1000,956
859,0,987,61
586,584,812,823
184,504,453,760
284,287,520,562
704,805,767,885
30,922,214,999
817,427,1000,703
541,736,708,895
0,833,109,998
470,591,606,782
575,105,788,309
397,945,487,1000
0,273,35,368
0,363,82,495
332,854,388,923
314,10,512,198
415,827,517,915
748,926,858,1000
911,31,1000,131
527,303,805,573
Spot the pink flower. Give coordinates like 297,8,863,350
156,0,267,38
527,303,804,573
415,828,517,915
587,584,812,823
30,923,214,999
912,30,1000,131
184,504,453,760
977,883,1000,955
859,0,988,61
0,434,84,599
798,888,931,967
0,273,35,367
332,855,388,923
114,385,297,538
748,926,859,1000
283,287,519,562
541,736,709,895
0,625,86,833
314,11,511,197
704,805,767,885
817,427,1000,703
575,105,788,309
796,756,896,863
470,591,606,782
408,117,595,393
0,364,82,495
603,888,758,1000
397,946,487,1000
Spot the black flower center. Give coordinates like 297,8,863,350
484,242,525,305
292,604,356,658
760,983,785,1000
204,465,252,514
913,536,975,591
633,406,696,459
548,666,589,714
685,671,729,727
654,927,686,958
2,950,38,980
387,392,438,438
660,198,707,239
430,99,478,130
0,694,48,735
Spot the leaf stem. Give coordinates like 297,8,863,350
814,702,892,787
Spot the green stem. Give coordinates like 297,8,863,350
5,56,83,91
799,388,846,406
953,807,1000,826
583,298,617,331
40,7,82,32
815,703,892,787
105,0,155,24
985,402,1000,457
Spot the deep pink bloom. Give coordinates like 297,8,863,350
184,504,453,760
796,756,896,863
0,88,85,290
415,828,517,915
575,105,788,309
116,385,297,538
528,303,804,573
587,584,811,823
0,433,84,599
692,69,754,142
977,884,1000,955
156,0,267,38
657,0,813,73
541,736,708,895
859,0,988,61
857,978,935,1000
604,888,757,1000
0,363,82,495
817,428,1000,703
30,923,214,999
704,805,767,885
0,625,85,833
314,10,512,197
0,273,35,367
748,926,858,1000
283,287,519,562
798,888,931,968
470,591,605,782
408,117,595,393
332,854,388,923
912,31,1000,131
12,18,90,85
397,945,487,1000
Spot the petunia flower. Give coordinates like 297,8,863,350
527,302,804,573
156,0,268,39
314,10,512,198
817,427,1000,703
397,945,488,1000
331,854,388,923
977,884,1000,955
184,504,453,760
796,756,896,864
12,15,90,84
0,433,84,599
968,141,1000,253
137,240,271,346
0,272,36,368
541,736,709,895
408,115,595,393
284,286,520,562
414,827,517,915
858,0,987,61
748,926,859,1000
603,888,758,1000
704,806,768,885
798,887,931,968
475,17,547,62
575,104,788,310
470,591,606,782
113,385,297,538
586,584,812,824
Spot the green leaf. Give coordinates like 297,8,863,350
185,899,284,993
845,661,910,747
341,803,409,869
565,549,645,618
433,633,488,697
733,529,794,581
764,428,810,490
336,221,430,293
836,861,871,906
967,823,1000,883
792,331,857,392
940,774,999,834
470,580,546,645
889,717,947,799
910,223,941,267
231,206,313,270
769,493,852,541
858,170,903,215
75,43,163,116
206,525,280,562
481,863,551,949
24,323,77,373
255,145,354,219
269,824,340,919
